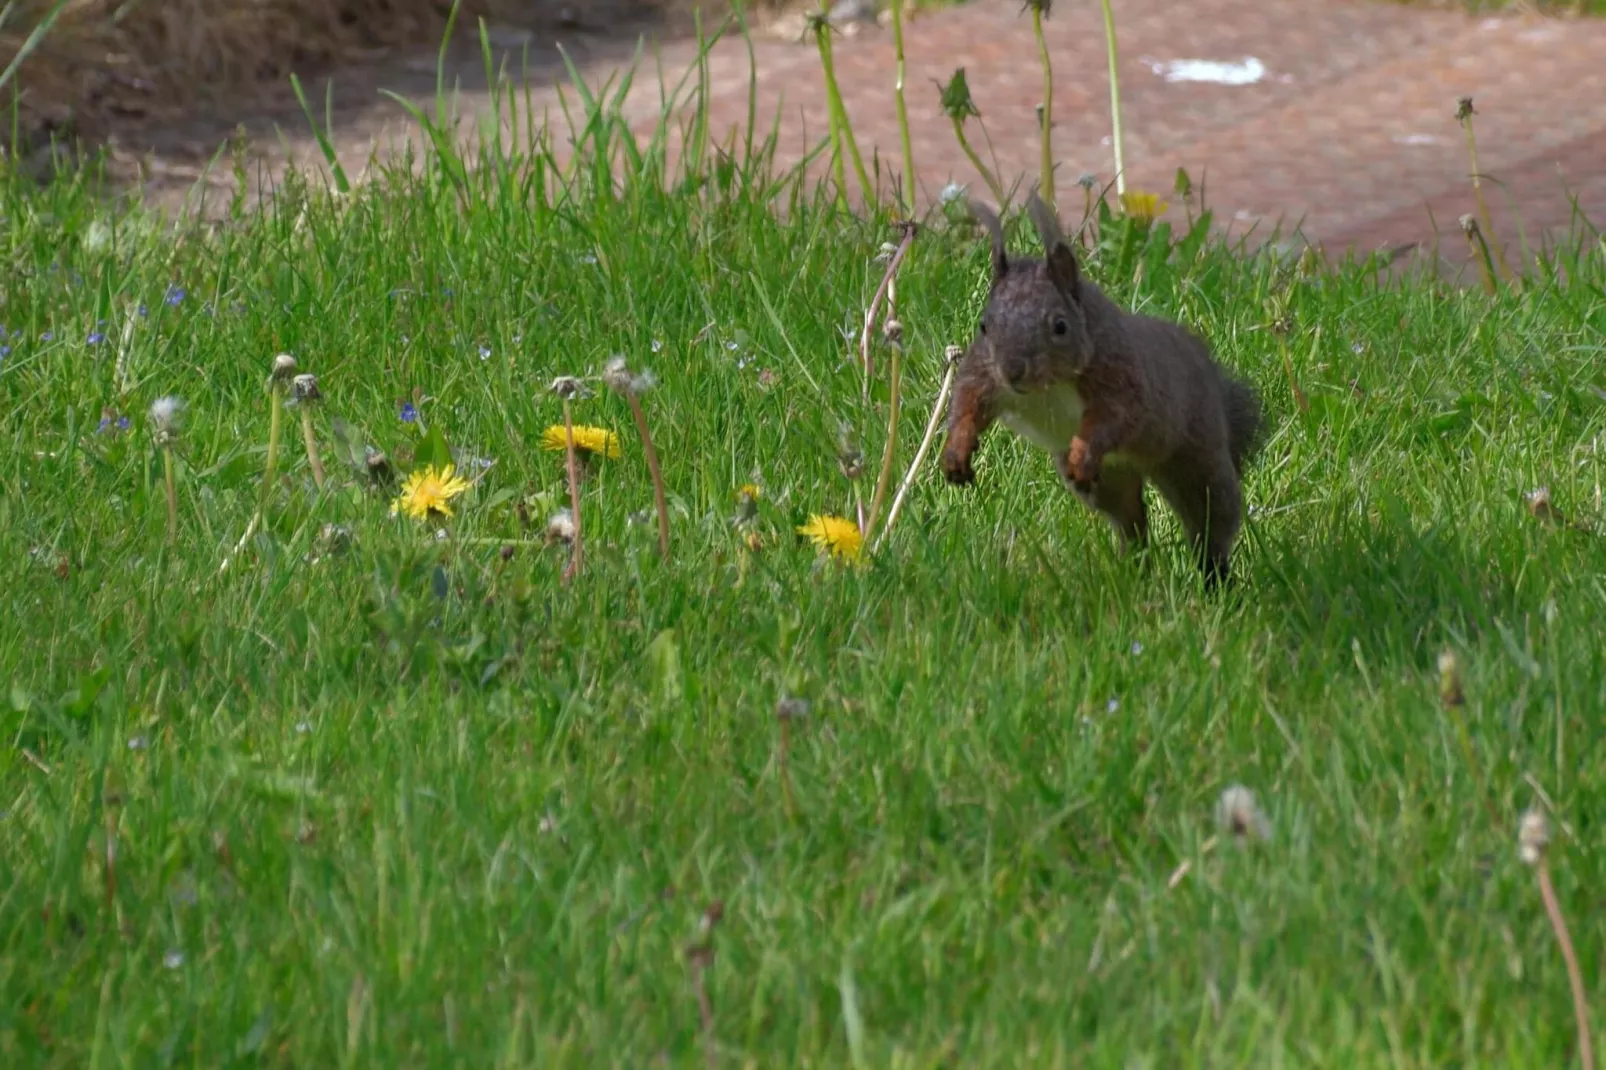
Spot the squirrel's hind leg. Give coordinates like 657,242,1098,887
1058,454,1149,552
1151,454,1242,590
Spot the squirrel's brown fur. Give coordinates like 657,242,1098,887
941,193,1264,588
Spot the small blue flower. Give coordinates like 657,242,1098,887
478,346,491,361
137,304,149,318
400,401,418,423
87,332,105,345
164,285,185,307
97,415,111,433
118,415,130,431
40,331,52,342
0,326,9,338
0,345,11,359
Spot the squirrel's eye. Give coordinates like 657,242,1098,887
1053,317,1069,336
978,319,987,335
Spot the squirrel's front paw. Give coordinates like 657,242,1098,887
941,446,976,486
1066,437,1101,488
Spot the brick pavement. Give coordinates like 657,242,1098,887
123,0,1606,272
599,0,1606,269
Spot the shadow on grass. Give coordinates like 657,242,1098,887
1248,502,1533,669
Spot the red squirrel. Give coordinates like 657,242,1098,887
941,194,1264,588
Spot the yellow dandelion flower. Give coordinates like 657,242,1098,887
1118,190,1169,224
540,424,621,460
796,513,863,563
737,483,763,502
390,463,471,520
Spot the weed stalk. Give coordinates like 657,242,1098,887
1029,0,1058,207
1519,810,1595,1070
1097,0,1126,195
1456,97,1512,282
875,344,961,554
889,0,916,215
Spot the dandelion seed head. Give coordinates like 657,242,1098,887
546,509,577,544
939,181,968,205
1518,808,1550,866
291,373,321,404
163,950,185,970
270,353,298,384
149,395,185,442
548,375,594,401
776,696,812,721
1215,784,1272,844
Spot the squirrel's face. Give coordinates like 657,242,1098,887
977,259,1092,393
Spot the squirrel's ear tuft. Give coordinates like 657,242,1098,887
1028,191,1080,302
1046,243,1083,305
1026,190,1066,255
968,199,1008,278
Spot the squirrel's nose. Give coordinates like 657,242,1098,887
1002,355,1028,385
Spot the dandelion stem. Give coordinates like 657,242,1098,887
889,0,916,216
1097,0,1126,196
561,400,584,585
1277,333,1310,414
161,445,178,545
864,328,904,547
300,408,327,491
812,10,872,205
778,717,797,820
263,387,284,512
874,354,958,554
626,393,670,560
1459,108,1512,282
860,222,918,399
1033,3,1058,208
1462,216,1499,297
1537,859,1595,1070
950,118,1008,206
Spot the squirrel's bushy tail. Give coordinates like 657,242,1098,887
1223,375,1264,476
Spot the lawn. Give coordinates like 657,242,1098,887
2,14,1604,1068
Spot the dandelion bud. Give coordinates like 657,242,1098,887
1518,808,1551,866
1076,172,1097,190
291,373,321,404
149,395,185,446
270,353,298,384
1215,784,1272,844
945,343,964,366
1458,214,1479,237
1455,96,1475,123
1438,649,1465,708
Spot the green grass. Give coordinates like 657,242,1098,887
3,16,1606,1067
